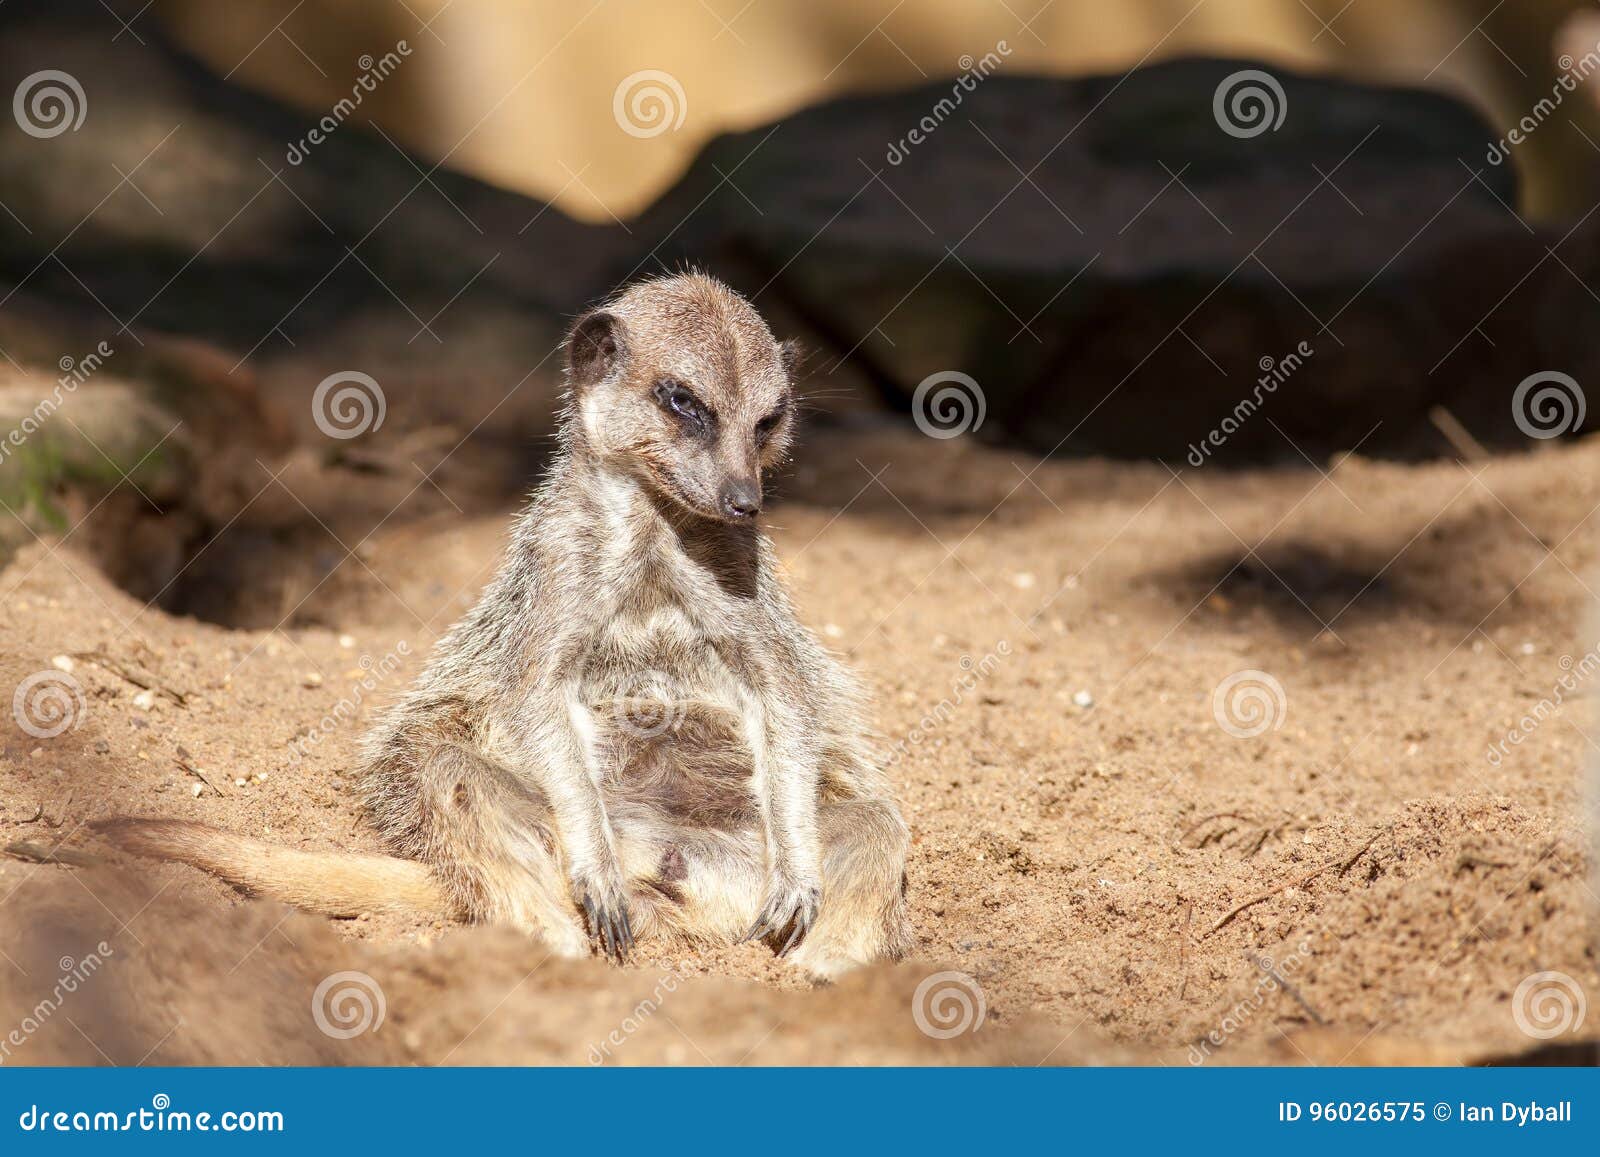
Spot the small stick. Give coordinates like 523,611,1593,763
176,757,226,797
42,791,73,828
1203,828,1386,938
18,793,72,828
1240,825,1274,860
1178,901,1194,1001
1428,405,1490,462
1180,812,1255,843
1252,952,1326,1026
71,649,188,706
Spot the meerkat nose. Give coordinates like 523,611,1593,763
719,478,762,519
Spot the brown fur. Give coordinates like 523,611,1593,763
94,817,446,917
99,273,912,979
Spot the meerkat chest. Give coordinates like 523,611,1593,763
573,501,765,712
596,601,712,670
578,606,749,784
585,578,750,700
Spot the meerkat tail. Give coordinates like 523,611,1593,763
93,818,448,919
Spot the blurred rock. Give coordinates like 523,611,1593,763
642,59,1584,460
0,292,289,596
0,378,187,527
0,1,617,620
0,1,623,332
0,0,611,469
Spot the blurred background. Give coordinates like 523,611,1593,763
2,0,1600,618
160,0,1600,220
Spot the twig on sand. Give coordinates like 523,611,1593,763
1455,851,1512,873
1202,827,1388,938
17,792,72,828
71,649,188,706
1178,901,1194,1001
1427,405,1489,462
176,757,226,797
1181,811,1254,844
1181,810,1294,859
1239,821,1287,860
4,841,102,868
1252,951,1326,1026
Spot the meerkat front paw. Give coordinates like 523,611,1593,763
572,868,634,963
741,873,821,956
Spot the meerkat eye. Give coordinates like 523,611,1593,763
652,379,712,430
754,407,787,447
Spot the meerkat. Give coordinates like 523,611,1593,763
99,273,912,979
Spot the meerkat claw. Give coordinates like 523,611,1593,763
743,886,819,954
579,889,633,963
777,910,813,957
604,912,633,962
740,904,782,943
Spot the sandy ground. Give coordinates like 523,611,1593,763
1,421,1597,1066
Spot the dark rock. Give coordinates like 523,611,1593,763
0,2,622,339
640,58,1580,460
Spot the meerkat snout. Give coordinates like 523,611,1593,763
718,476,761,519
565,275,798,525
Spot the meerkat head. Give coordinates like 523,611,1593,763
562,273,797,524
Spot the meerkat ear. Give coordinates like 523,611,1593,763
566,310,627,389
778,337,803,380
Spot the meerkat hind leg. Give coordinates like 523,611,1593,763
781,797,912,981
409,744,591,958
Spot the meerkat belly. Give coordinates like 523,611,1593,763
582,606,757,830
